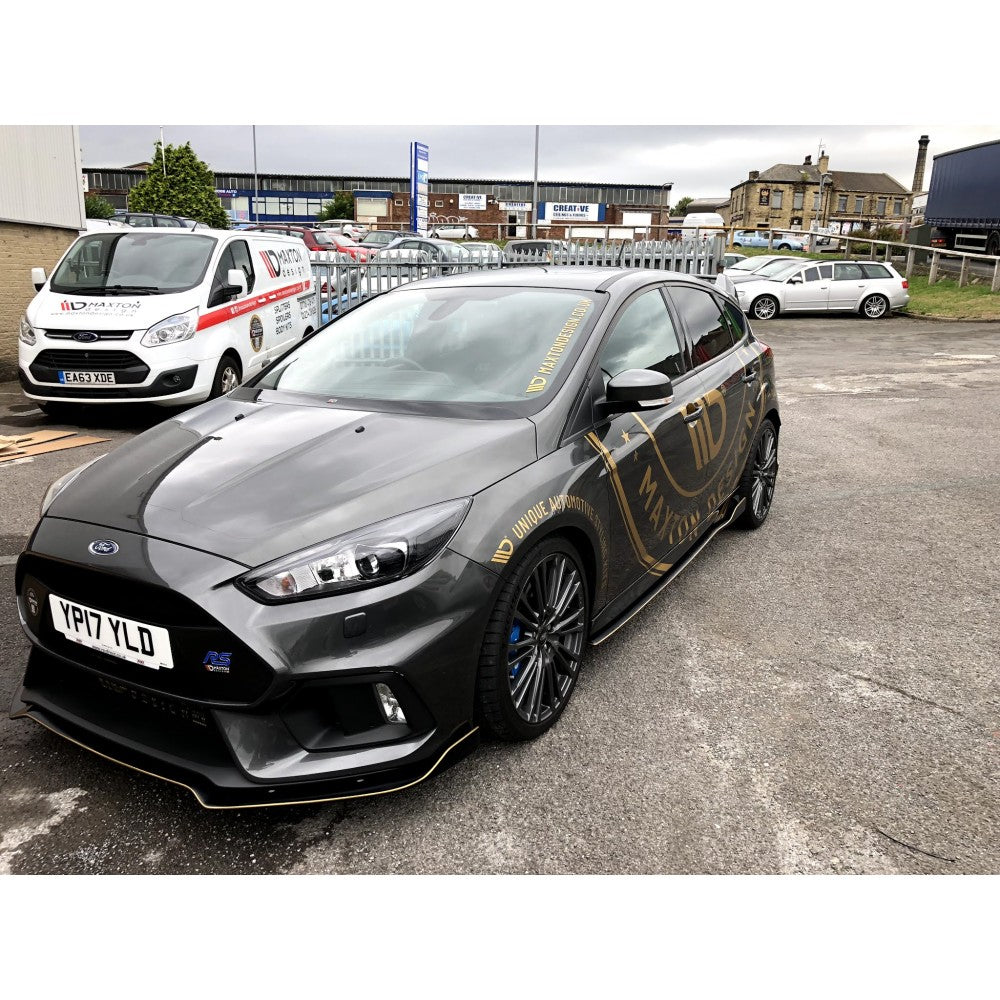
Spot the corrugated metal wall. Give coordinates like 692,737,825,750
0,125,85,230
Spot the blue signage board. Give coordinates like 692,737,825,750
410,141,429,236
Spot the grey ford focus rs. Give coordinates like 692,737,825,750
11,266,780,807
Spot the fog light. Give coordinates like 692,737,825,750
375,683,407,724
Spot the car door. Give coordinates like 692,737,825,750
588,286,707,592
666,285,759,519
208,239,269,376
781,263,831,312
828,261,869,310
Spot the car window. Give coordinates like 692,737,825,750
598,289,684,387
834,262,865,281
50,232,217,294
228,239,255,294
819,264,833,278
668,286,737,368
258,286,600,408
722,301,747,341
859,263,891,279
129,215,154,227
155,216,178,227
803,267,821,282
209,245,237,304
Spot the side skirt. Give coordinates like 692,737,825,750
588,495,746,647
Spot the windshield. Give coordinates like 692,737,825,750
758,258,803,279
256,286,599,408
49,232,217,295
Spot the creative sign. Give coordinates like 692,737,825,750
410,141,429,236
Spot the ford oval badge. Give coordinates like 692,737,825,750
88,540,119,556
74,331,99,343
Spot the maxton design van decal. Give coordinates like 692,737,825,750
524,298,593,395
249,314,264,353
195,280,309,332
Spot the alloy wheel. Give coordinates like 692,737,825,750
506,553,585,725
751,424,778,520
863,295,888,319
220,366,240,393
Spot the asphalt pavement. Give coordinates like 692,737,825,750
1,312,998,874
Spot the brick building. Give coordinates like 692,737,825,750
728,152,911,235
84,167,673,240
1,126,86,373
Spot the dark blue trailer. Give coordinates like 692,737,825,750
925,139,1000,255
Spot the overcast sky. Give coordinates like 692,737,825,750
78,124,998,204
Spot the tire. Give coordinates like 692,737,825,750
732,242,742,248
209,354,242,399
777,243,791,250
476,536,589,741
750,295,778,321
860,294,889,319
737,418,779,529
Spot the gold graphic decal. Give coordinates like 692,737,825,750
491,538,514,565
586,433,672,577
686,389,727,470
524,298,593,394
489,494,610,594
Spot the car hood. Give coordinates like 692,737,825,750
47,396,537,567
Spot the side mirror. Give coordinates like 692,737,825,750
31,267,46,292
600,369,673,415
227,268,248,298
789,275,803,284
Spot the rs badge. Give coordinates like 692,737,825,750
203,651,232,673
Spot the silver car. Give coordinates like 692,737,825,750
734,260,910,320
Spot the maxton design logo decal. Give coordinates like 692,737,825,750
687,389,727,471
525,299,592,395
490,494,610,594
249,314,264,353
258,246,305,279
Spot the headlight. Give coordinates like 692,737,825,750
19,314,36,346
239,498,472,603
40,455,106,516
141,307,199,348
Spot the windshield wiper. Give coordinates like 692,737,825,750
68,284,161,296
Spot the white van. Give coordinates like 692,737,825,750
680,212,726,236
17,228,318,411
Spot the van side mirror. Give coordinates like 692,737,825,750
599,369,674,415
227,268,248,298
31,267,46,292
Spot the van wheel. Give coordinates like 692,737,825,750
210,355,242,398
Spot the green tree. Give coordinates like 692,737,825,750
673,196,693,216
84,194,115,219
317,192,355,222
128,141,229,229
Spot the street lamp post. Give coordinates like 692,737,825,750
813,171,832,248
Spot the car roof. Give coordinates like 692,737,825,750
406,265,727,296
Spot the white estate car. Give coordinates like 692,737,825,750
734,259,910,320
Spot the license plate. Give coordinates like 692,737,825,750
49,594,173,670
58,371,117,385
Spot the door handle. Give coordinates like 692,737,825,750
683,404,704,423
741,370,758,384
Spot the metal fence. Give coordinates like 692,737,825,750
308,236,725,321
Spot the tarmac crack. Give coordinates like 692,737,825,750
872,826,957,864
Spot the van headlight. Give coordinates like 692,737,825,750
19,314,36,346
238,499,471,602
141,307,199,347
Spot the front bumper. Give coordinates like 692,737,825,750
11,517,496,807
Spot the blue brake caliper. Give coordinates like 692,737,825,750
508,621,522,679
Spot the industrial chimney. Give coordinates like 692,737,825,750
912,135,930,193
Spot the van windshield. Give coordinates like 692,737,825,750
49,232,217,295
